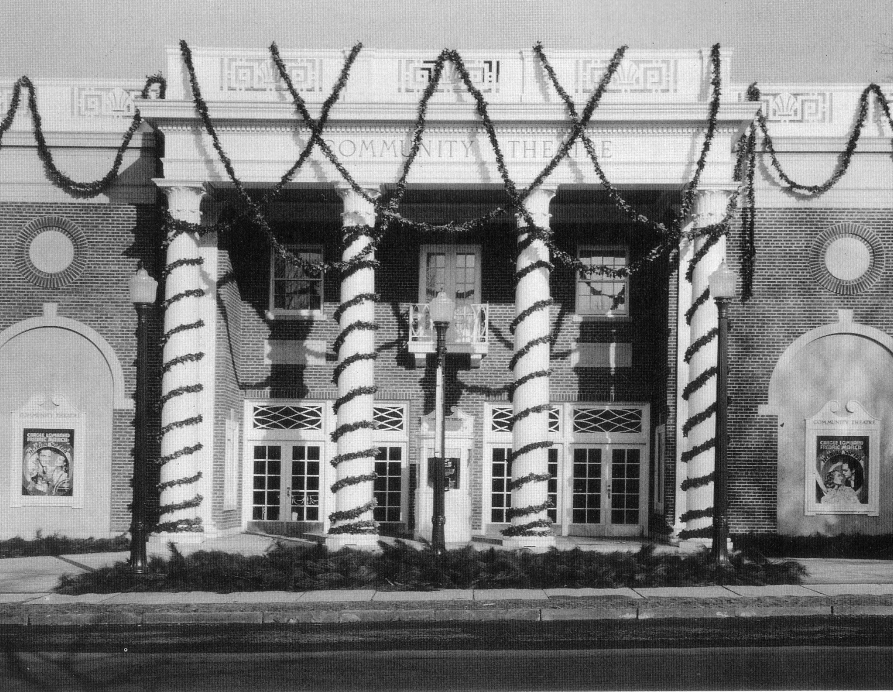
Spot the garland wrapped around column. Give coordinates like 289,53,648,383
155,185,207,534
677,190,732,540
504,188,556,544
326,185,381,550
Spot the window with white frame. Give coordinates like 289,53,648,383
269,245,324,316
576,246,628,317
419,245,482,305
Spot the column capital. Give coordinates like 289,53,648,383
335,183,381,227
154,181,207,225
688,186,736,228
517,186,558,229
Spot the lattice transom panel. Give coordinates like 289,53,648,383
252,404,323,430
573,407,641,434
373,406,405,432
491,406,559,433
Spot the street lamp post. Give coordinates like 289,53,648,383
708,260,737,568
429,291,455,557
129,267,158,575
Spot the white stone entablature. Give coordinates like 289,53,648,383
162,47,729,105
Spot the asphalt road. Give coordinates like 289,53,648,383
2,617,893,691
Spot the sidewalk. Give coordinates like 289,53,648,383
1,533,892,626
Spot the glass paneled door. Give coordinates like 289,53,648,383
566,445,644,536
251,443,322,522
421,245,481,343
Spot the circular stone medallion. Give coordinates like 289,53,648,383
824,236,871,281
15,217,88,289
810,223,883,295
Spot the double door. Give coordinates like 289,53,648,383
490,443,646,536
251,442,323,522
565,445,644,536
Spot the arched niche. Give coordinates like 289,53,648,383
761,310,893,535
0,304,130,538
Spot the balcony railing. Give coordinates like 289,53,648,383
408,302,489,368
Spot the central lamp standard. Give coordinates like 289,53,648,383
429,291,455,557
129,267,158,575
708,260,738,568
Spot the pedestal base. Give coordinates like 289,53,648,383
500,534,556,553
324,533,382,552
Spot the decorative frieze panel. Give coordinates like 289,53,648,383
221,57,321,93
72,86,142,117
398,59,500,93
741,90,832,123
576,58,677,94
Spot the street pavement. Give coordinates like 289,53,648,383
2,533,893,625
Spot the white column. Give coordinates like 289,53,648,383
680,188,731,541
326,184,381,551
154,183,214,542
673,235,693,534
505,186,557,550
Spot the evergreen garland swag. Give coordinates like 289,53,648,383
2,41,892,538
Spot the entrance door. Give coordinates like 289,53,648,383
251,443,322,522
566,445,644,536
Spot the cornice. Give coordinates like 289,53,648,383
754,136,893,153
0,129,156,149
139,100,760,128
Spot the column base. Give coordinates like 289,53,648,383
500,534,556,553
324,533,382,552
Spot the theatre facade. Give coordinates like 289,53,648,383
1,45,891,546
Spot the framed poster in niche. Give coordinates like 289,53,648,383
805,400,879,516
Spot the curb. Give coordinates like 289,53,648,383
3,604,871,626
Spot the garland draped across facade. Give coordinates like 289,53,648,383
1,40,891,538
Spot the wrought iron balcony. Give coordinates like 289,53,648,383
408,302,489,368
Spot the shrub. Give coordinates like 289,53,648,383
56,541,805,595
0,532,129,559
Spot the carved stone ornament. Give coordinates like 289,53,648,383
810,222,884,296
15,217,88,289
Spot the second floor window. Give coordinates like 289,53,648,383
418,245,482,340
419,245,481,306
269,245,324,316
576,246,628,317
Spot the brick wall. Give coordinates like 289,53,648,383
223,198,670,533
0,202,163,534
726,208,893,534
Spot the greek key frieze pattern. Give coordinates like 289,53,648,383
744,90,832,123
72,87,142,117
222,57,321,93
575,58,676,94
398,59,500,93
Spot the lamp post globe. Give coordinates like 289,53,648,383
129,267,158,575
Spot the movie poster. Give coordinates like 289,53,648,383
22,428,74,497
814,435,868,508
